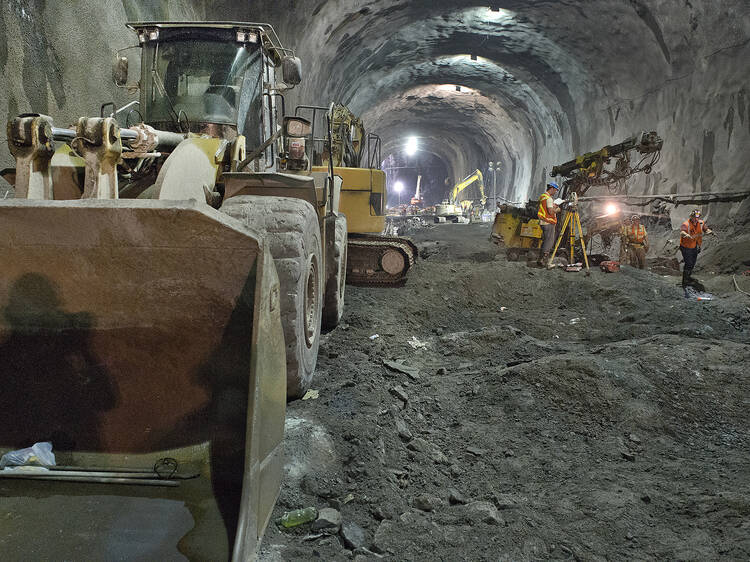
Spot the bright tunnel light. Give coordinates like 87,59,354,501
605,203,619,216
405,137,418,156
394,181,404,193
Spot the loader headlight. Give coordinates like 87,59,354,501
284,117,312,138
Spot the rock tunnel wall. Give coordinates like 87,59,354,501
1,0,748,223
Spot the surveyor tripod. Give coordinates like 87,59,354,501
548,194,590,272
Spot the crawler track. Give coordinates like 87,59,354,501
346,234,418,287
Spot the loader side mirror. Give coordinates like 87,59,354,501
281,56,302,86
113,56,129,87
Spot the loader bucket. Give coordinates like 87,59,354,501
0,199,286,561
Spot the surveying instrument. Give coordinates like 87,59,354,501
547,192,590,273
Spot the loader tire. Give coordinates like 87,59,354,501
220,195,323,399
322,214,348,330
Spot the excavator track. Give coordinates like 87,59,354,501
346,234,418,287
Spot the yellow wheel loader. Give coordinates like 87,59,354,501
0,21,344,560
297,103,418,287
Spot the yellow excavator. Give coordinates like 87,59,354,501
0,21,346,560
435,169,486,222
298,103,418,286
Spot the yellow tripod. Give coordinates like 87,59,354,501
548,199,590,272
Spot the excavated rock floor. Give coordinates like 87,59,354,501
260,222,750,561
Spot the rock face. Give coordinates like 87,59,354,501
1,1,747,216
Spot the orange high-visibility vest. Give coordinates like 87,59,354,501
628,224,646,244
538,192,556,224
680,219,705,249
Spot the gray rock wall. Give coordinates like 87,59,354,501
0,0,244,195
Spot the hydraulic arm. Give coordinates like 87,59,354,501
551,131,663,196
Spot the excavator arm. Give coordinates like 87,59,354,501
450,169,487,206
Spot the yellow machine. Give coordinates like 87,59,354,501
0,22,345,560
490,203,543,260
436,169,486,222
301,103,418,286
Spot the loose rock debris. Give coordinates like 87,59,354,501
260,223,750,561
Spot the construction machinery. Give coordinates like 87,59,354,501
298,103,418,286
435,169,486,222
551,131,663,196
490,201,544,260
492,131,665,261
410,175,423,206
0,21,347,560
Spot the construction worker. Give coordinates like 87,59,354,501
679,209,714,287
618,215,632,263
625,214,649,269
537,182,561,266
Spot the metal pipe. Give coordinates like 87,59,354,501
52,125,184,151
0,472,179,486
51,127,76,141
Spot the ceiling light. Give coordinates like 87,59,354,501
405,137,418,156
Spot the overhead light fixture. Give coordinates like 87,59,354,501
394,181,404,193
405,137,418,156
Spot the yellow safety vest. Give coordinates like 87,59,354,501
538,193,556,225
628,224,646,244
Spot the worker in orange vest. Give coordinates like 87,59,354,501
537,182,561,266
625,214,649,269
679,209,714,287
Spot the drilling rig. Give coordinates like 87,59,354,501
491,132,664,261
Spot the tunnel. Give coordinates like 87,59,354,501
0,2,749,561
1,0,748,216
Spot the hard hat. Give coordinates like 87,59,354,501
547,182,559,191
690,209,701,218
631,214,640,221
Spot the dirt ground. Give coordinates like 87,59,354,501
259,222,750,561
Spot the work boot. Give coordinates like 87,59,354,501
682,268,692,288
536,248,544,266
542,252,551,269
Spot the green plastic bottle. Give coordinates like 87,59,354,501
280,507,318,528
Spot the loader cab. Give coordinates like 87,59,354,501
128,22,296,164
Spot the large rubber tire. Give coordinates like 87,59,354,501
220,195,323,399
322,214,348,330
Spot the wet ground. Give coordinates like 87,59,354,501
260,222,750,561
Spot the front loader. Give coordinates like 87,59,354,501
0,21,344,560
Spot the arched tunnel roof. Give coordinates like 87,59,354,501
250,0,748,209
0,0,747,212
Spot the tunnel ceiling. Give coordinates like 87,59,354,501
0,1,748,213
254,0,749,209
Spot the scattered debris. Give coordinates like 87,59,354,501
301,389,320,400
312,508,342,533
280,507,318,528
383,359,420,380
413,493,442,512
448,488,469,505
389,385,409,405
340,521,367,550
369,334,380,340
407,336,429,349
466,446,486,456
